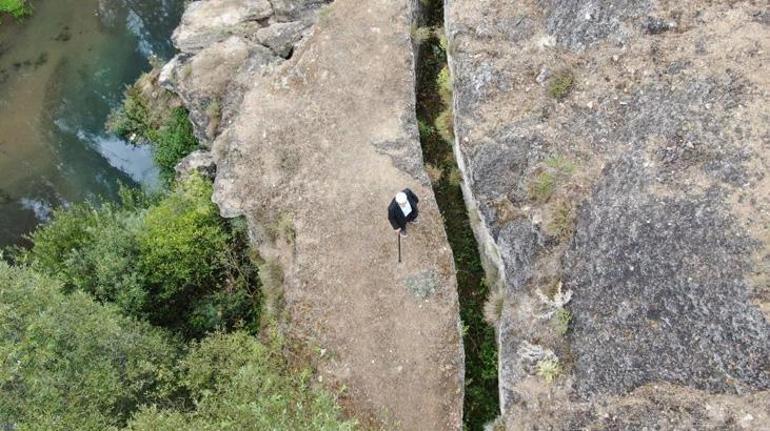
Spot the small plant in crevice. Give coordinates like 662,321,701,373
535,281,573,320
267,213,296,245
257,257,285,323
536,357,562,383
447,165,463,187
418,119,435,140
548,69,575,100
545,155,576,175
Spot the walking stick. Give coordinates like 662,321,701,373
398,231,402,263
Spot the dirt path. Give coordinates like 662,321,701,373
210,0,464,429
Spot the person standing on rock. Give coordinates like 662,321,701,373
388,189,419,237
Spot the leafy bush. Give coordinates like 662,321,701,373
125,332,357,431
152,108,199,183
108,78,197,184
0,0,30,19
22,175,260,337
0,263,180,430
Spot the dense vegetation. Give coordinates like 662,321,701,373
17,175,259,337
126,332,356,431
0,263,179,429
0,0,30,20
414,0,499,428
2,91,354,428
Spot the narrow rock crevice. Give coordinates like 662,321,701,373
412,0,499,428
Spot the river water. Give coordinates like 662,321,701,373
0,0,184,246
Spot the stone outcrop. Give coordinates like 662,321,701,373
162,0,464,429
445,0,770,427
159,0,326,145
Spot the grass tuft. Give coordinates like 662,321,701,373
536,357,562,383
548,69,575,100
547,200,575,240
529,171,555,203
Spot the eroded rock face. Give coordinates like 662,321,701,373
163,0,464,429
446,0,770,425
162,0,320,145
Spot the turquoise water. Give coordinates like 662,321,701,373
0,0,184,246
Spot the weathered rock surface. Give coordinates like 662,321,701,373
164,0,464,429
446,0,770,426
172,0,273,53
162,0,319,145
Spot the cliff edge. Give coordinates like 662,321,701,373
161,0,464,429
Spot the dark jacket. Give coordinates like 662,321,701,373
388,188,419,230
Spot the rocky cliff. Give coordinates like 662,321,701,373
445,0,770,428
160,0,464,429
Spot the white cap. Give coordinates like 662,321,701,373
395,192,408,205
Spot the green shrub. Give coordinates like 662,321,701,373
108,81,197,184
547,69,575,100
152,108,199,184
139,175,229,294
22,175,260,337
0,263,180,430
125,332,356,431
0,0,31,19
107,84,153,139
